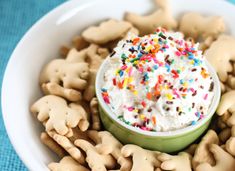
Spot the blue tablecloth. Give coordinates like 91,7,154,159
0,0,234,170
0,0,65,170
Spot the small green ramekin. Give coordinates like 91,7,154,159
96,59,221,153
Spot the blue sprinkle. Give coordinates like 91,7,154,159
180,79,184,84
143,73,149,81
189,79,194,83
188,55,194,60
195,112,200,117
193,59,202,66
153,65,159,70
138,53,143,57
191,121,197,125
165,64,171,72
119,70,124,77
101,88,107,92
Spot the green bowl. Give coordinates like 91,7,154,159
96,59,221,153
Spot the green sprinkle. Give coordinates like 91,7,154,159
121,54,127,59
130,58,139,63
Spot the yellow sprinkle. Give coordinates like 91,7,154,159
166,93,173,100
123,78,128,88
190,60,194,65
164,85,168,90
128,77,133,83
153,38,158,43
133,109,138,113
183,82,188,87
133,90,138,95
140,114,145,120
115,69,119,75
146,46,152,52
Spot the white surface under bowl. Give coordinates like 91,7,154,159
2,0,235,170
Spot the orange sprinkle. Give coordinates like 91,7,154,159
132,37,140,45
117,82,123,89
152,116,156,125
201,70,209,78
154,90,160,96
146,92,152,100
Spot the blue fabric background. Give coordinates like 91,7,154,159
0,0,65,170
0,0,234,170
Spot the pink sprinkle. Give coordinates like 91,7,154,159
138,67,144,73
173,89,180,98
200,115,204,119
175,51,181,56
121,65,127,70
163,44,169,49
179,40,183,45
127,107,135,111
153,58,158,64
103,97,110,104
149,40,154,45
204,94,208,100
140,126,148,131
154,59,164,66
190,88,195,92
128,67,133,76
141,54,154,61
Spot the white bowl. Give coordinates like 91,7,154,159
2,0,235,170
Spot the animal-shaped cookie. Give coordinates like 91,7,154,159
192,130,219,169
179,12,225,41
30,95,89,135
121,144,161,171
40,59,89,101
75,139,116,171
48,156,89,171
83,69,97,101
205,35,235,82
40,132,67,158
196,144,235,171
217,91,235,126
225,126,235,156
158,152,192,171
82,19,133,44
88,131,132,171
90,97,101,130
47,130,86,164
125,0,177,35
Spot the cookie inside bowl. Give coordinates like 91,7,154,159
96,28,221,152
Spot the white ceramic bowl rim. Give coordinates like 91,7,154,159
96,54,221,137
2,0,235,170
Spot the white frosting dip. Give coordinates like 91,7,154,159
101,28,214,132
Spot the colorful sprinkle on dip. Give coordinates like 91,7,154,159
102,28,214,132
